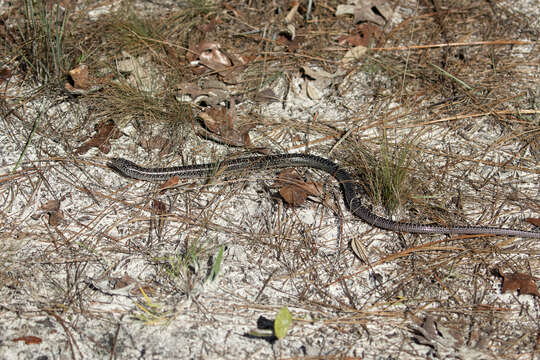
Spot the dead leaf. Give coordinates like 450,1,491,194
350,237,368,262
48,209,65,227
500,270,540,297
158,177,179,192
277,169,322,207
41,200,61,212
525,218,540,227
411,316,466,356
140,135,174,156
276,33,305,52
342,45,367,63
189,43,233,70
338,23,382,47
76,120,122,155
280,185,308,207
198,101,255,148
64,64,106,95
0,67,11,85
69,64,89,89
305,80,323,100
254,88,280,103
197,42,232,70
39,199,64,227
12,336,42,345
285,1,300,24
187,41,250,83
336,0,392,26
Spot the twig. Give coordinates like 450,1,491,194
371,40,533,51
385,109,540,129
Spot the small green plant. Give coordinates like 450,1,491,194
163,244,203,280
206,245,224,283
161,241,224,293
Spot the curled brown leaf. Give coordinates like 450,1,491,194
277,169,322,207
198,103,255,148
500,269,539,297
76,120,122,155
12,336,42,345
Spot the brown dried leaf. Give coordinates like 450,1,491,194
12,336,42,345
41,200,61,212
76,120,122,155
353,0,391,25
338,23,381,47
280,185,308,206
525,217,540,227
188,41,232,73
0,68,11,85
277,169,322,207
64,64,108,95
500,270,539,296
276,33,305,52
200,107,227,134
158,177,180,192
298,181,322,197
40,199,64,226
68,64,90,89
198,42,232,70
48,209,64,227
198,103,254,148
338,33,364,47
187,40,250,82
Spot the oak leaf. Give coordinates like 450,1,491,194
76,120,122,155
198,101,255,149
277,168,322,207
500,270,539,297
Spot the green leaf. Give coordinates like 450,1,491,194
207,245,224,282
274,306,292,339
